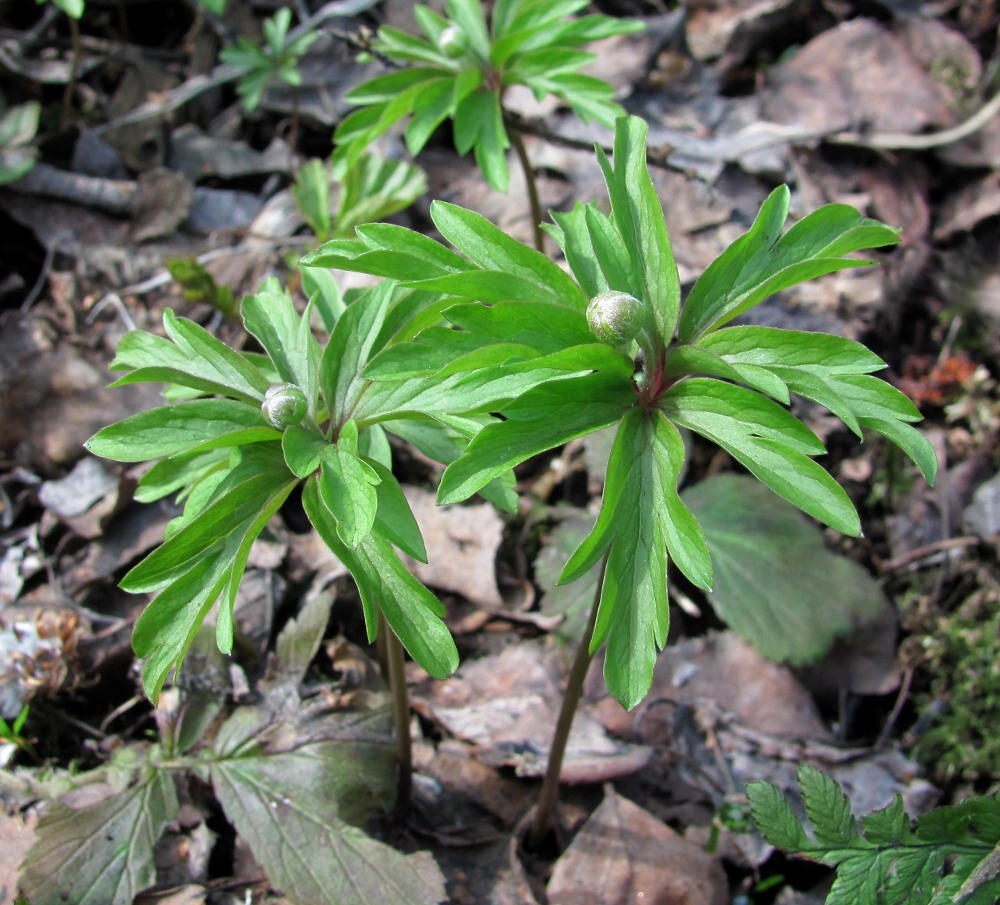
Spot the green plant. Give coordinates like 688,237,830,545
334,0,642,249
220,7,317,150
0,705,36,762
911,590,1000,786
304,113,935,841
87,114,935,867
747,765,1000,905
164,256,237,318
292,153,427,243
0,97,40,184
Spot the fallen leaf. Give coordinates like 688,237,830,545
546,786,729,905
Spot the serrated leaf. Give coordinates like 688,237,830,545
211,708,445,905
85,398,278,463
19,768,178,905
681,474,883,663
746,779,810,851
798,764,860,848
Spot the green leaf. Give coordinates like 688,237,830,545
444,0,490,60
122,463,290,593
282,424,327,477
134,447,229,503
19,768,178,905
302,480,458,679
319,440,381,549
453,89,509,191
746,779,810,851
111,318,269,405
367,459,427,561
430,201,587,309
596,116,681,347
662,379,861,536
242,280,320,415
438,370,634,504
679,187,901,343
85,399,278,463
335,154,427,238
798,764,861,849
321,282,392,426
291,157,332,240
211,710,445,905
681,474,885,663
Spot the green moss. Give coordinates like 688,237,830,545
912,592,1000,786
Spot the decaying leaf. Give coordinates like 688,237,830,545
19,768,179,905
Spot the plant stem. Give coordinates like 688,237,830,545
382,613,413,822
528,553,607,849
509,125,545,255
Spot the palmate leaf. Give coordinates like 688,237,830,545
681,474,885,664
694,326,938,483
127,446,297,700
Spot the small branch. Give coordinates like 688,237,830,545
508,125,544,254
528,553,607,850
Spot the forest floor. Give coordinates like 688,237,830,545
1,0,999,903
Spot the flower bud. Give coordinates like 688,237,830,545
586,291,642,344
262,383,308,429
439,25,467,58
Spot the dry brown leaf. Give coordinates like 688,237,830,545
546,786,729,905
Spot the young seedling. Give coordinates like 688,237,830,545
291,153,427,243
303,114,937,843
334,0,643,250
220,7,317,153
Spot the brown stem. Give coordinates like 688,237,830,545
509,125,545,255
381,613,412,822
528,553,607,849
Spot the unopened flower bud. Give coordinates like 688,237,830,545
262,383,307,429
587,291,642,344
439,25,467,58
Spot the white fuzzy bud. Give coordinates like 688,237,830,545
262,383,307,429
439,25,467,58
586,291,642,344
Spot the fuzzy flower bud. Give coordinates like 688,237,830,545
262,383,307,429
586,291,643,344
439,25,468,58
